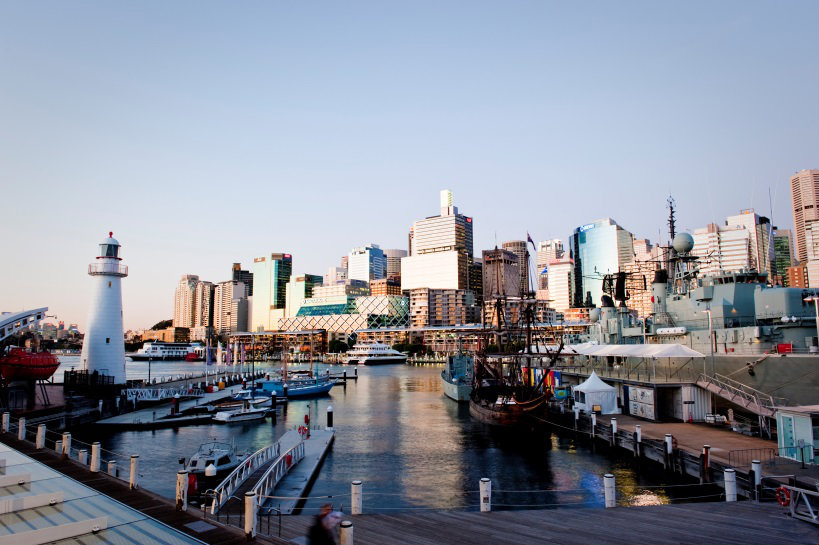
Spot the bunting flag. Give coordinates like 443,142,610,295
241,344,246,366
526,232,536,250
206,339,213,365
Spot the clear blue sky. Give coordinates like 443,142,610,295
1,1,816,330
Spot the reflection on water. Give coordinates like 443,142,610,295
73,364,684,511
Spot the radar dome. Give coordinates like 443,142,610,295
672,233,694,254
588,308,601,323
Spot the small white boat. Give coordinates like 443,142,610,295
185,441,247,476
344,343,407,365
213,402,270,423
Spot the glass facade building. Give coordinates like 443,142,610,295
251,253,293,330
569,218,634,307
348,244,386,282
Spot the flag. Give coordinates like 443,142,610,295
526,232,536,250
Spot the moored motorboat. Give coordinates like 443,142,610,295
441,353,473,402
213,402,270,423
344,343,407,365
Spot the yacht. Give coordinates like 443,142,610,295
184,441,247,477
344,343,407,365
128,341,201,361
213,402,270,423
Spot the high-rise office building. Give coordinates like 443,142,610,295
409,288,478,327
285,274,324,318
772,228,794,285
502,240,530,295
348,244,386,283
790,169,819,263
383,249,407,278
546,258,574,313
401,190,473,291
725,209,772,274
173,274,199,328
325,266,347,285
232,263,254,297
469,259,483,306
251,253,293,330
536,240,563,289
193,281,215,327
214,280,248,335
691,223,752,275
482,248,520,300
569,219,634,307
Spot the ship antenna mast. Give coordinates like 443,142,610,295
667,195,677,242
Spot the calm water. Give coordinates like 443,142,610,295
68,361,695,512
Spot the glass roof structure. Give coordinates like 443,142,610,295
0,441,205,545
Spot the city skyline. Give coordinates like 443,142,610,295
1,2,817,329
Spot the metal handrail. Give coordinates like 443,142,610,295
779,484,818,525
698,373,778,412
211,442,281,514
251,441,305,500
125,387,204,402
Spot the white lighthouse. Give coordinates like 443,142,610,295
80,232,128,383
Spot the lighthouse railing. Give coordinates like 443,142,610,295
88,262,128,276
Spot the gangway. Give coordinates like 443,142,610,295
209,442,280,514
696,373,788,438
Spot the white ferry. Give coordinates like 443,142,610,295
128,341,201,361
344,343,407,365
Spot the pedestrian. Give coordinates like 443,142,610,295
307,504,336,545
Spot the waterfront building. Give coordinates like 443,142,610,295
773,228,794,285
725,209,772,274
790,169,819,263
80,232,128,383
383,248,407,278
691,223,752,276
409,288,479,328
502,240,530,294
325,266,347,285
401,190,473,291
621,259,655,318
370,277,402,296
173,274,199,328
190,325,213,341
546,258,575,313
786,262,809,288
285,274,323,318
481,248,520,300
482,299,557,328
536,239,564,289
143,326,190,343
193,280,214,328
251,253,292,330
469,259,483,306
232,263,254,296
215,280,248,335
280,294,409,337
348,244,386,282
569,218,634,307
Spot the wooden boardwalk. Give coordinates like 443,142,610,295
268,502,816,545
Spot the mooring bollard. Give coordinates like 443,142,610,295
98,400,103,414
480,477,492,512
79,449,88,465
130,455,139,490
35,425,46,449
90,442,101,472
573,405,579,430
340,520,354,545
751,459,761,500
604,474,616,508
610,418,617,446
701,445,711,483
244,491,257,539
17,417,26,441
55,440,62,454
591,412,597,439
108,460,117,477
664,433,673,470
1,412,9,433
62,433,71,459
176,470,188,511
327,405,334,430
283,384,289,399
351,480,363,515
724,469,737,502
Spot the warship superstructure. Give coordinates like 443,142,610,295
585,233,819,406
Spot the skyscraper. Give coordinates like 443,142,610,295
193,281,215,327
482,248,520,300
285,274,324,318
383,248,407,278
232,263,254,297
348,244,386,283
214,280,248,335
536,239,563,289
725,209,772,274
772,228,794,286
691,223,752,275
569,219,634,307
401,190,473,291
251,253,293,330
546,258,574,313
790,169,819,263
173,274,199,328
502,240,529,294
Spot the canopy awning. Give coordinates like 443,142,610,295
573,371,616,393
568,343,704,358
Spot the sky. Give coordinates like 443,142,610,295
1,1,817,330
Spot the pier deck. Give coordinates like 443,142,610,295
266,429,335,514
272,502,815,545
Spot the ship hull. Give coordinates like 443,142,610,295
469,394,548,426
441,375,471,402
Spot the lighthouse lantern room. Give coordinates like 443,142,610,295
80,232,128,383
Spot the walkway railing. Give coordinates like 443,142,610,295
696,373,783,417
211,442,281,514
125,387,204,402
253,442,306,503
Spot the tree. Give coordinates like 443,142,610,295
150,319,173,330
328,339,349,353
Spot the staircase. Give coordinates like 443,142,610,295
695,373,781,418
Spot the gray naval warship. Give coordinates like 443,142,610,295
585,232,819,406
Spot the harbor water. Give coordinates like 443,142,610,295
63,357,695,512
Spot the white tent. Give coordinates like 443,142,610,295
572,371,619,414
